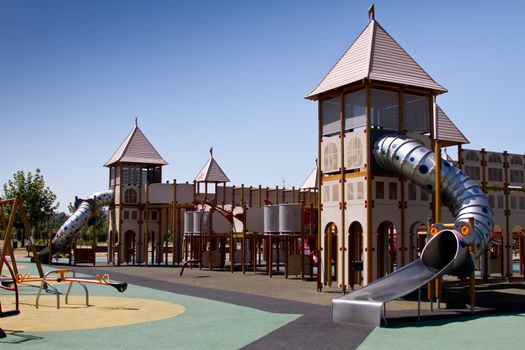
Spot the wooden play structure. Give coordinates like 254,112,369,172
0,254,19,339
100,124,320,281
0,196,44,279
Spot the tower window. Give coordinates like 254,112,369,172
404,93,429,133
408,183,417,201
124,188,138,204
375,182,384,199
347,136,363,169
510,155,523,166
388,182,398,200
322,97,341,136
465,151,479,162
370,89,399,130
346,183,354,201
323,142,338,172
356,182,364,200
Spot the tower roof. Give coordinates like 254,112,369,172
104,125,168,167
306,20,447,100
300,166,318,191
435,105,469,147
194,156,230,183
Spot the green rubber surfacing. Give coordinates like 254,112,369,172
0,260,300,349
358,313,525,350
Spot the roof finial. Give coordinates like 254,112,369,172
209,146,213,158
368,4,375,20
135,117,138,127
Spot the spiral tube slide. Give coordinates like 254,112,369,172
332,135,493,326
374,135,493,264
39,189,114,257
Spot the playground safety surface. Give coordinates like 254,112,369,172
2,259,525,349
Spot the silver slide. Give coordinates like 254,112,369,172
332,135,493,326
39,189,114,256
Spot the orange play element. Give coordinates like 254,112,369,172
460,224,470,236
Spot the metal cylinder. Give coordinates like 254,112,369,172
263,205,280,233
184,211,194,234
193,211,210,235
373,135,493,265
278,204,301,233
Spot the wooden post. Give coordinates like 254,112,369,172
339,93,346,291
242,204,247,274
118,165,123,265
165,207,169,266
172,180,177,266
92,196,97,266
145,182,149,266
480,148,489,280
1,197,20,276
503,151,511,278
317,99,323,289
458,145,463,170
469,217,476,312
365,83,373,284
399,89,406,267
300,201,305,281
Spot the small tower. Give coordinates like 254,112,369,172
104,120,168,264
306,9,463,290
194,147,230,202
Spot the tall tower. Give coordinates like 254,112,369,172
104,121,168,264
306,14,459,290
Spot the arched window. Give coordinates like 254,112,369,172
347,137,363,169
465,151,479,162
511,155,523,166
487,153,503,182
323,142,338,172
124,188,138,204
488,153,501,164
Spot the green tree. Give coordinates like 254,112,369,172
2,169,59,245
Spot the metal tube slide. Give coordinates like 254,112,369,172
332,135,493,326
39,189,114,256
374,135,493,262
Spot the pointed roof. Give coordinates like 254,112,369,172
435,105,469,147
306,20,447,100
104,125,167,167
195,157,230,183
300,167,318,191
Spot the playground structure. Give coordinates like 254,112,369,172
304,8,525,324
2,7,521,332
42,127,319,281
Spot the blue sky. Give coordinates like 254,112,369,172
1,0,524,212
